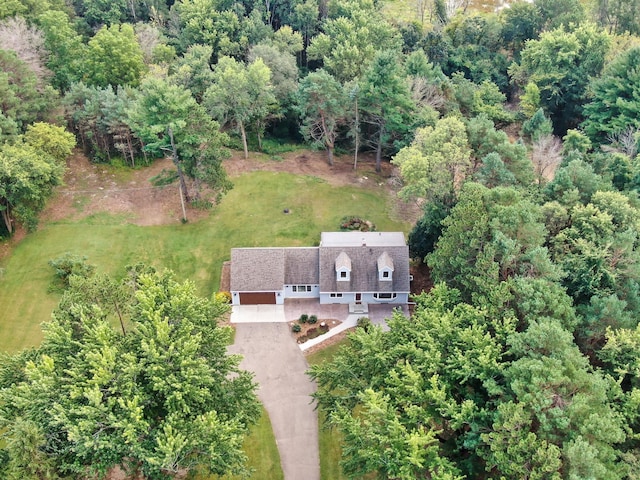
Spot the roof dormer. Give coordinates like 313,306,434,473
335,251,351,282
377,251,394,281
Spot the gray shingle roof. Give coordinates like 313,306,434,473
284,248,319,284
319,245,410,293
231,232,410,295
230,248,285,291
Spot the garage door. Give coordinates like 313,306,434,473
239,292,277,304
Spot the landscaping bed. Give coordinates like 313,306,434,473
290,314,342,344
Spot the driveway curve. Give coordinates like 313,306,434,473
228,322,320,480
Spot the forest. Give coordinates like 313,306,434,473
1,0,640,477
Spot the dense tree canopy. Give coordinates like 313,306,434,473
0,126,73,234
0,268,260,479
513,23,610,134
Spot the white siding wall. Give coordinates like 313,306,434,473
283,285,320,299
319,292,409,305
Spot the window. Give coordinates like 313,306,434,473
382,271,389,278
330,293,343,298
374,293,396,300
292,285,312,292
340,271,347,278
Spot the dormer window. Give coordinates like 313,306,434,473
378,251,394,282
335,252,351,282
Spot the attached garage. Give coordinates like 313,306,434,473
238,292,277,305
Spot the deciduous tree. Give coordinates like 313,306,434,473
205,56,277,159
84,23,145,88
0,141,67,233
512,24,610,134
307,0,400,82
296,69,347,166
582,47,640,144
128,77,230,204
393,116,471,202
0,268,260,479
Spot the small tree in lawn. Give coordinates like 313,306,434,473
297,69,348,166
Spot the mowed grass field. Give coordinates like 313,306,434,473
0,170,409,352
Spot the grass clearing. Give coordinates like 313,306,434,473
208,406,284,480
0,171,408,353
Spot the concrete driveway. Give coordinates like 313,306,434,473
228,322,320,480
231,304,287,323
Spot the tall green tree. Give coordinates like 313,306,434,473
84,23,145,88
128,77,230,204
427,183,558,303
466,114,534,185
204,56,277,159
0,49,58,137
307,0,400,82
36,10,85,91
444,12,509,91
309,285,502,479
512,23,610,134
169,44,215,103
593,0,640,35
170,0,244,58
0,140,68,234
296,69,347,166
393,116,471,203
0,269,260,479
582,47,640,144
360,50,414,173
248,40,300,108
535,0,586,30
78,0,128,26
548,190,640,351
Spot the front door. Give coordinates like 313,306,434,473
355,293,362,304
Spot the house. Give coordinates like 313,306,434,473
230,232,411,307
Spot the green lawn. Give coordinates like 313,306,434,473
0,170,408,353
209,406,284,480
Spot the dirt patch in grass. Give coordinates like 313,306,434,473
40,152,210,227
38,149,419,229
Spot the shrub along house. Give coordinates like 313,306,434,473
230,232,410,310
